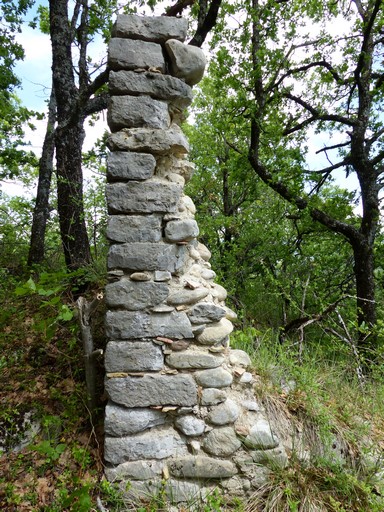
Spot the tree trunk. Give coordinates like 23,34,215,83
49,0,91,271
27,89,56,267
56,120,91,270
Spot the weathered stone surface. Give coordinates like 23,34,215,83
239,372,253,384
194,368,233,388
229,349,252,368
108,242,188,274
107,125,189,155
169,456,237,479
107,151,156,181
130,272,151,281
105,460,163,481
197,243,211,261
106,215,162,243
197,318,234,346
166,351,224,370
105,374,198,407
154,270,172,282
187,303,226,324
105,403,165,436
112,14,188,43
211,283,228,301
105,341,164,372
202,427,241,456
165,39,206,86
108,96,170,132
206,399,240,426
105,310,193,339
201,388,227,406
167,288,209,306
245,419,279,450
105,280,168,310
106,181,182,214
251,446,288,469
108,38,165,71
175,415,205,436
105,428,185,463
201,269,216,280
109,71,193,109
164,219,199,242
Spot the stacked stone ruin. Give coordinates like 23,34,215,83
104,14,288,505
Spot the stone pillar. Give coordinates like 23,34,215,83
104,14,287,505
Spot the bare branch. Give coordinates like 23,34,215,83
164,0,195,17
189,0,222,47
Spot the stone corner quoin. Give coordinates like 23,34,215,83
104,13,288,504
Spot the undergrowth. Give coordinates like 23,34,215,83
1,275,384,511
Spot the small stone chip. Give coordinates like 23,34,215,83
170,340,190,351
162,466,170,479
106,372,128,378
130,272,151,281
156,336,174,344
234,367,246,377
162,406,178,413
208,346,226,353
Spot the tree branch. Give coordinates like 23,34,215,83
164,0,195,16
188,0,222,47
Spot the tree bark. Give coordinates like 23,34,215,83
27,88,56,267
49,0,91,270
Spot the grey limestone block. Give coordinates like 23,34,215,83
109,70,193,110
105,403,165,436
104,428,186,464
106,215,162,243
106,180,182,214
105,310,194,339
107,242,188,274
105,374,198,408
169,456,237,479
202,427,241,457
108,95,170,132
108,38,165,71
166,351,224,370
105,341,164,372
107,151,156,181
107,125,189,155
105,280,169,310
164,219,199,242
112,14,188,43
165,39,206,86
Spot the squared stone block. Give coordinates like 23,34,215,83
112,14,188,43
106,215,162,243
108,38,165,71
105,310,193,339
108,96,170,132
105,341,164,372
106,181,182,214
105,280,169,310
107,152,156,181
105,374,198,408
109,71,193,109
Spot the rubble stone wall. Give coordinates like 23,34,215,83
104,14,288,504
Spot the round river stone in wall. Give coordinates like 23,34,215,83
229,349,252,368
200,388,227,406
244,419,279,450
167,287,209,306
169,456,237,479
164,219,199,242
166,351,224,369
202,427,241,456
206,399,240,426
197,318,234,346
175,415,206,436
194,367,233,388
